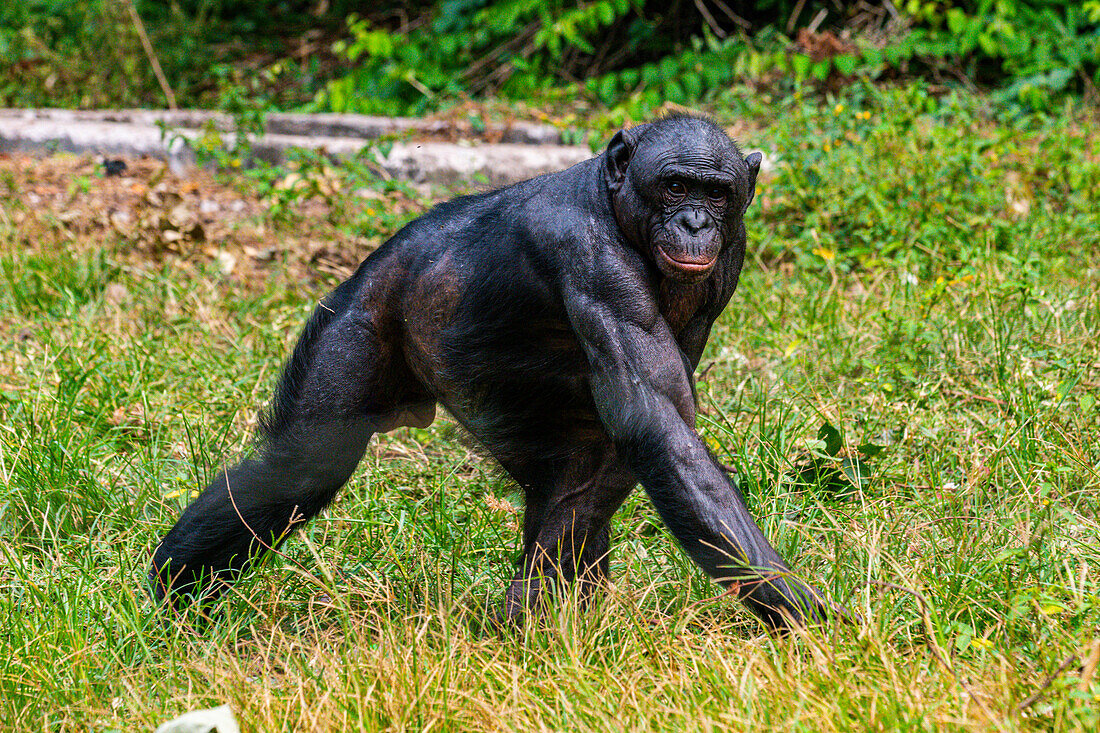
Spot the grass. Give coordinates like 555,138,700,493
1,84,1099,730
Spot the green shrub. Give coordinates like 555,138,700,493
319,0,641,116
318,1,1100,117
1,2,1096,113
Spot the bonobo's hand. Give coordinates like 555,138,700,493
741,575,858,632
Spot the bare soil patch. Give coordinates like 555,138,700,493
1,152,431,289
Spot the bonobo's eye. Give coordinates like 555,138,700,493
665,180,687,198
707,187,728,205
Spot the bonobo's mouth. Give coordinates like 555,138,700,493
655,245,717,277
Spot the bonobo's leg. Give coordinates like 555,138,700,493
150,293,432,604
502,447,636,619
150,416,373,603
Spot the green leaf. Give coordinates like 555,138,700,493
977,32,999,56
598,75,618,105
791,53,812,80
817,421,843,456
946,8,967,35
858,442,886,458
993,546,1028,563
833,54,857,75
659,56,678,81
682,72,702,100
596,1,615,25
884,45,906,66
862,47,883,66
840,456,870,489
664,79,686,104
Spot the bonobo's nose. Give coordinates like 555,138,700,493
675,209,712,235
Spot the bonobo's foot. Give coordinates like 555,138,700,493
501,573,548,625
496,569,604,629
472,589,542,638
148,549,235,609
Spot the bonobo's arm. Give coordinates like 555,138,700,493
564,273,829,629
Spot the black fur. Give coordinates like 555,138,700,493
260,272,361,443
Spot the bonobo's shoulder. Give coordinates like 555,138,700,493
528,163,632,240
374,156,628,287
557,231,658,328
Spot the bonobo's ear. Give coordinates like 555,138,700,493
745,151,762,178
605,129,636,187
743,151,763,209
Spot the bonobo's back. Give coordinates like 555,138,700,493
402,153,606,261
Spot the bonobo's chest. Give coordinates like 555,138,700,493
657,277,714,338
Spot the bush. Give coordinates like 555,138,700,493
0,1,1096,112
317,1,1100,116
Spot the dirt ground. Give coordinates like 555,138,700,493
0,151,431,289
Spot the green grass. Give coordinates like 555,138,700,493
1,85,1099,730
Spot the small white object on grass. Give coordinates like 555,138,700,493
153,704,240,733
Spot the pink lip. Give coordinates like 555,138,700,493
656,246,716,274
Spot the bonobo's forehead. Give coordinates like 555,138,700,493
634,117,744,181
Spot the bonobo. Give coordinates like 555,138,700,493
150,115,840,630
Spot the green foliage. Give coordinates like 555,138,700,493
2,1,1097,113
0,0,250,108
320,0,639,115
0,1,145,107
241,146,420,235
317,1,1100,118
0,0,348,109
582,32,747,114
884,1,1100,110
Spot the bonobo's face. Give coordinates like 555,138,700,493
605,117,762,283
